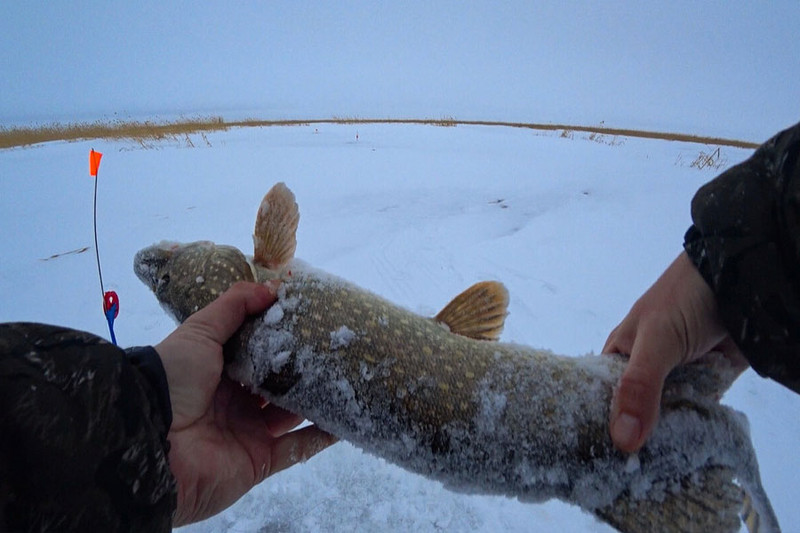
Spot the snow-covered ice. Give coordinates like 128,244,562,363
2,123,799,531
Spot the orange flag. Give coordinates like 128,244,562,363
90,149,103,177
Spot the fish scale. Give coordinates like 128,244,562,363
229,265,733,508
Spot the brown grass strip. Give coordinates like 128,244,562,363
0,117,228,150
0,116,760,151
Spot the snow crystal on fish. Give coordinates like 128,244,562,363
264,303,284,325
330,325,356,350
271,350,291,369
624,454,641,474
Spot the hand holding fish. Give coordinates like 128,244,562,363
155,281,335,526
604,252,748,453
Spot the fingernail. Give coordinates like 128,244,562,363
612,413,641,450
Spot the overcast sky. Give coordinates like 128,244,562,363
2,1,798,140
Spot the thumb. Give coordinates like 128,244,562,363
609,323,683,453
186,281,277,345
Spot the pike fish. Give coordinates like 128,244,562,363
135,183,780,533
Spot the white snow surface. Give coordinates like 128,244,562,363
2,123,799,531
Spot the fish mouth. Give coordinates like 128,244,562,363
133,241,181,290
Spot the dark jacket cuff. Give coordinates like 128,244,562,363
125,346,173,432
683,121,800,393
0,323,176,531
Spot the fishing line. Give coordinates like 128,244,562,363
93,163,105,298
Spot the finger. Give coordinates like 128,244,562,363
610,322,683,453
188,281,277,345
263,426,338,481
262,404,305,437
603,321,633,355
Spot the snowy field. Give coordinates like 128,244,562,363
2,122,799,531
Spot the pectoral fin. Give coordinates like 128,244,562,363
434,281,509,341
253,182,300,269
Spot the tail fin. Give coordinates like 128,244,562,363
655,353,781,532
737,472,781,533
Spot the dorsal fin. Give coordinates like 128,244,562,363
434,281,509,341
253,182,300,269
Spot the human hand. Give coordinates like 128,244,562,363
155,281,336,526
603,251,748,453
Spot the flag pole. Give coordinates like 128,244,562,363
89,148,117,345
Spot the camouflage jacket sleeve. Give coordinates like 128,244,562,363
684,120,800,394
0,323,177,532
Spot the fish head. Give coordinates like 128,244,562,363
134,240,255,323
